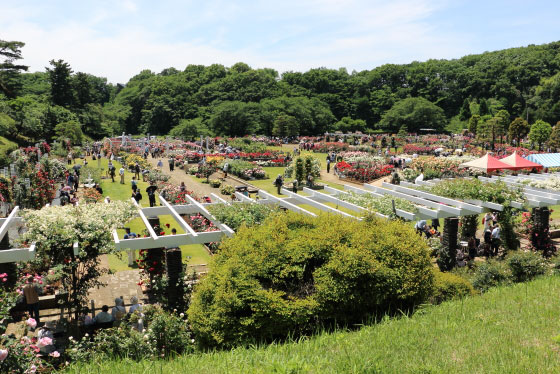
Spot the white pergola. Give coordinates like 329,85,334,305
3,174,559,264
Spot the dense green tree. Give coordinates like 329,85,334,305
468,115,481,135
528,120,552,150
46,59,74,108
208,101,259,136
479,98,490,116
55,121,83,145
0,112,16,136
0,39,28,98
333,116,366,133
508,117,530,145
548,123,560,151
169,117,210,140
272,114,299,137
379,97,446,132
459,98,471,121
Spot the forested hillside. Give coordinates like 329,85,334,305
1,39,560,142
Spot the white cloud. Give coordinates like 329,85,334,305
1,0,474,82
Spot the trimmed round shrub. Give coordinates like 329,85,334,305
506,251,547,283
188,212,434,348
430,270,475,304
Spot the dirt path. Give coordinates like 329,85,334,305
147,157,240,199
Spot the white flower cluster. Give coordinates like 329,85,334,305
21,200,137,255
526,177,560,191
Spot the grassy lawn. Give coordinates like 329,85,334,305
81,157,212,270
66,276,560,373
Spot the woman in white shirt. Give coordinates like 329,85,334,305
111,297,126,321
129,296,143,314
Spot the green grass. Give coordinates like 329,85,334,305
81,157,212,270
65,276,560,373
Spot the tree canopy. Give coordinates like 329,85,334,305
3,39,560,142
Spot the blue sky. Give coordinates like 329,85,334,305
2,0,560,83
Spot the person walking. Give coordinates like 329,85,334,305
131,176,138,192
134,163,141,180
119,166,125,184
326,157,331,173
168,157,175,172
146,183,158,207
23,276,40,326
274,175,283,195
491,225,501,256
223,162,229,179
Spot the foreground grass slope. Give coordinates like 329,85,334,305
66,276,560,374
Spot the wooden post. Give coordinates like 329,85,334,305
90,300,95,318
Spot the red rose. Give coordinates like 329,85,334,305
165,223,170,228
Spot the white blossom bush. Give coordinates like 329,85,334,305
525,177,560,191
20,201,137,319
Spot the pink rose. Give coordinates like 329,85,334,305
49,350,60,358
37,337,52,348
28,364,37,373
26,318,37,329
0,349,8,361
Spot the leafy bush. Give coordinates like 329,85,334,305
471,260,510,292
208,203,280,231
220,185,235,195
506,251,547,283
209,179,222,188
430,270,474,304
188,212,434,348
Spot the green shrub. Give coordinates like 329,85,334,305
220,184,235,196
188,212,434,348
430,270,475,304
209,179,222,188
506,251,548,283
471,260,510,292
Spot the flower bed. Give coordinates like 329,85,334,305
335,161,393,183
336,192,418,219
222,160,267,180
403,144,438,154
312,142,350,153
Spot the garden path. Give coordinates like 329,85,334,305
146,157,238,199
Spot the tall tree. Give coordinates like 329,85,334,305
379,97,446,133
46,59,74,108
272,114,299,137
459,98,471,121
508,117,530,146
528,120,552,150
468,115,480,135
548,123,560,151
0,39,28,98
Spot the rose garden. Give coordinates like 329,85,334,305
0,131,559,372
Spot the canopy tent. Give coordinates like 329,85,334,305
459,153,516,172
526,153,560,168
500,151,543,170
